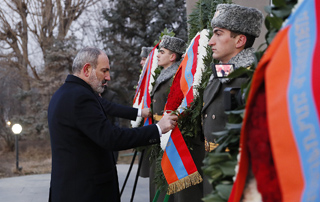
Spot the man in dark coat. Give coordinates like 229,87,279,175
48,47,178,202
201,4,264,195
101,87,121,162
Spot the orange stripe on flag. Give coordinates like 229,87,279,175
161,151,179,184
266,29,304,202
180,55,189,96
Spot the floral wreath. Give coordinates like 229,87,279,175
131,47,159,128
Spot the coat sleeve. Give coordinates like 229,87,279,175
75,94,159,151
99,96,138,120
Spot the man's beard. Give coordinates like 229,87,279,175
89,69,105,94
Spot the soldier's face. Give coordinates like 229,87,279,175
208,27,239,63
140,57,147,67
157,48,174,69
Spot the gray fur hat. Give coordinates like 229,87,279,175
211,4,263,37
140,47,153,58
159,35,185,55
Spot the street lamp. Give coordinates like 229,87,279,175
12,123,22,171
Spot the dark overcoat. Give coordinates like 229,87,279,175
202,78,247,142
48,75,159,202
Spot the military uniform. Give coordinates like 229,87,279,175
148,35,186,202
151,62,180,122
201,4,263,196
149,62,179,202
202,48,257,195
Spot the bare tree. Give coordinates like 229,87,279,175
0,63,23,151
0,0,99,139
0,0,99,84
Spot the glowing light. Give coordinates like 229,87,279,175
12,124,22,135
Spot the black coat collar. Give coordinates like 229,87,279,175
65,74,94,94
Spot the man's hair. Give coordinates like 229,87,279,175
230,31,256,49
168,50,182,62
72,47,102,74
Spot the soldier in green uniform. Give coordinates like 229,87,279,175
149,35,185,202
201,4,264,195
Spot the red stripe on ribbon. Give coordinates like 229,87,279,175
185,86,194,108
170,126,198,175
312,2,320,121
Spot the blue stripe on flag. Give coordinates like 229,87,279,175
287,1,320,201
184,40,195,89
165,136,188,179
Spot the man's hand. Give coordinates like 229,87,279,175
157,113,178,134
141,108,152,118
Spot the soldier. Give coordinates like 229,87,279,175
140,46,154,68
149,35,185,202
138,46,154,179
201,4,263,195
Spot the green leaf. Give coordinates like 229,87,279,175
202,193,226,202
266,30,278,45
227,113,243,124
206,152,232,163
266,16,283,30
271,7,294,18
225,123,242,130
203,166,223,179
228,67,253,79
212,130,229,136
272,0,286,7
219,161,237,176
224,109,245,115
216,184,233,200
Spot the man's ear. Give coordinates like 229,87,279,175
170,53,177,62
235,35,247,49
82,63,92,77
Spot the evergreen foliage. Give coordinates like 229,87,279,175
99,0,187,106
187,0,232,42
264,0,298,45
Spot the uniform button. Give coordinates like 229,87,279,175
204,114,208,118
203,102,205,106
212,115,216,119
153,99,156,103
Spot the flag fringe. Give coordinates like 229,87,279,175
167,171,203,195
